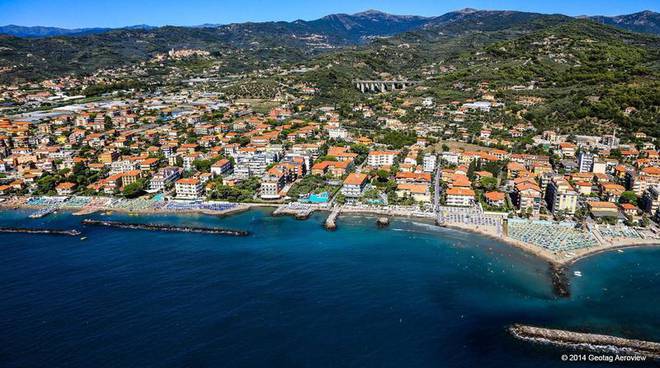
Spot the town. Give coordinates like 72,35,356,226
0,47,659,263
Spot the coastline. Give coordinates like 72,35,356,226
2,196,659,267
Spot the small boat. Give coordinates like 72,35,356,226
573,271,582,277
617,249,624,253
80,237,87,240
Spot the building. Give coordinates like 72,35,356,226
513,181,542,212
55,182,76,196
367,151,399,168
149,167,182,192
260,167,286,199
396,184,431,203
210,159,233,177
577,152,594,173
545,177,578,214
175,178,203,199
446,187,475,207
641,186,660,214
587,201,623,222
484,191,506,207
423,154,437,173
341,173,368,198
120,170,142,188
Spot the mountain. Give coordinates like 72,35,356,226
586,10,660,35
0,24,156,38
0,9,658,83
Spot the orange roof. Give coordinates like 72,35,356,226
446,187,475,197
177,178,200,185
642,166,660,175
588,201,618,209
343,173,368,186
56,182,76,189
397,183,429,194
484,191,505,201
620,203,637,210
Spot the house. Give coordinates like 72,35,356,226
484,191,506,207
341,173,368,198
396,184,431,203
121,170,142,188
175,178,203,199
588,201,623,222
210,159,233,177
620,203,638,218
55,182,76,196
446,187,475,207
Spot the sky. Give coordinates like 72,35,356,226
0,0,657,28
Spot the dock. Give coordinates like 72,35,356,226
272,203,316,219
325,206,341,230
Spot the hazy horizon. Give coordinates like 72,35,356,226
0,0,656,29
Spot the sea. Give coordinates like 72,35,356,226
0,208,658,367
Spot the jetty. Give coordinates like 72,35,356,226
325,206,341,230
0,227,81,236
82,219,249,236
510,324,660,359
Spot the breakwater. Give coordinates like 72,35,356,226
0,227,81,236
509,324,660,359
82,219,249,236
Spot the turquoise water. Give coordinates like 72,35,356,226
0,209,658,367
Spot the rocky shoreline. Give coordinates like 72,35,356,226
82,219,249,236
509,324,660,359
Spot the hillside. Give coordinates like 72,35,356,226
433,20,660,136
587,10,660,35
0,9,658,83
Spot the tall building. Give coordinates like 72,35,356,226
545,177,578,214
577,152,594,173
423,154,437,173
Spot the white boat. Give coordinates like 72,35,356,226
573,271,582,277
617,249,624,253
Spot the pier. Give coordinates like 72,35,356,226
0,227,81,236
325,206,341,230
272,203,316,219
549,262,570,298
510,324,660,359
82,219,249,236
29,206,57,219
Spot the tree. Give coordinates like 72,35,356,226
619,191,638,205
123,179,146,198
479,176,498,191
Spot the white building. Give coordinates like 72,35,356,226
175,178,203,199
341,173,368,198
367,151,398,168
149,166,182,192
423,154,437,173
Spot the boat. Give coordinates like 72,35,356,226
80,237,87,240
573,271,582,277
617,249,624,253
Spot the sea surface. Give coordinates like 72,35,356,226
0,208,658,367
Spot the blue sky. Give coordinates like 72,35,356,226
0,0,657,28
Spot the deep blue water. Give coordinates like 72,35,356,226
0,208,658,367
